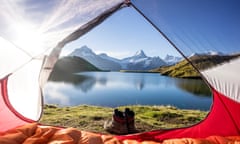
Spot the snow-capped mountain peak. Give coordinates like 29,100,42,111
164,54,175,61
122,50,148,63
98,53,120,63
69,46,121,71
164,54,182,65
188,51,225,58
134,50,147,58
69,46,166,71
205,50,224,56
69,45,95,57
80,45,92,52
98,53,108,57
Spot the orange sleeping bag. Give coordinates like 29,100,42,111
0,123,240,144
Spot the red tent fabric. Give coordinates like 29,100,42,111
117,87,240,141
0,0,240,143
0,75,34,133
0,0,126,133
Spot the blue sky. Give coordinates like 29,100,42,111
62,0,240,59
61,7,179,59
131,0,240,56
1,0,239,59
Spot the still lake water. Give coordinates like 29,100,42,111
44,72,212,110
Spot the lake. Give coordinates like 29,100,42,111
43,72,212,110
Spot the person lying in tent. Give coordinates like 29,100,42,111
104,108,138,135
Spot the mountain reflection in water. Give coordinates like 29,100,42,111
45,72,212,110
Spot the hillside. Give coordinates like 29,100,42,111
48,56,100,82
151,54,240,78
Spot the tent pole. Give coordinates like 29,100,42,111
130,3,211,86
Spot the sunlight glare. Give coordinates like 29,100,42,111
14,22,46,56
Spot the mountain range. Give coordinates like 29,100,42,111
51,46,238,78
151,53,240,78
69,46,181,71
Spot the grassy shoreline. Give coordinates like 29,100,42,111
40,104,208,134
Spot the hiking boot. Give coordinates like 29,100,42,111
104,109,128,135
125,108,138,134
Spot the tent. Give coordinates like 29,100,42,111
0,0,240,143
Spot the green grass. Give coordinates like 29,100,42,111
151,60,200,78
40,104,208,134
151,54,240,78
